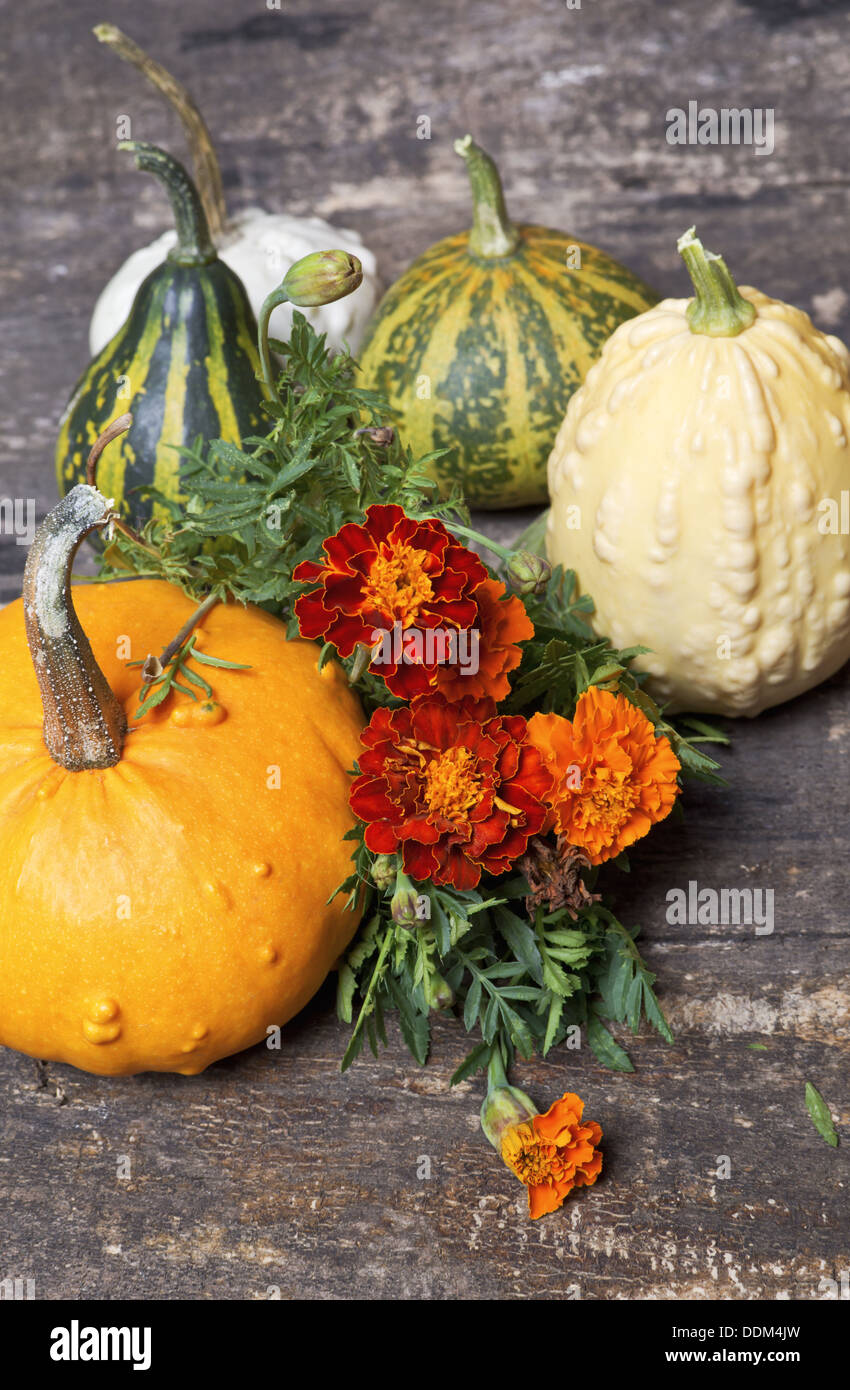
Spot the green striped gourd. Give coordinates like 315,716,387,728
56,141,265,528
356,136,658,508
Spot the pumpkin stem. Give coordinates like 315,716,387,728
454,135,520,259
119,141,217,267
22,486,127,772
94,23,228,242
678,227,755,337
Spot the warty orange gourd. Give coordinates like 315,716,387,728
0,484,364,1074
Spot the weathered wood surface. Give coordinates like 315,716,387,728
1,0,849,1300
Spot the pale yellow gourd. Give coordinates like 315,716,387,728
546,228,850,716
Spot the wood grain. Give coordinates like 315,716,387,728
1,0,848,1300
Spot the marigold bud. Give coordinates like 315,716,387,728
390,872,420,928
281,250,363,307
506,549,551,597
480,1083,538,1152
370,854,397,891
425,973,454,1011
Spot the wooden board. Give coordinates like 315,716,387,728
1,0,848,1301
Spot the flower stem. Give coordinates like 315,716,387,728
487,1047,509,1090
258,287,291,404
443,520,514,565
677,226,755,337
84,416,166,562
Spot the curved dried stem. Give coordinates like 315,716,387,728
84,415,160,559
85,412,133,487
94,22,227,242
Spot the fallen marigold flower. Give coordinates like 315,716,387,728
501,1091,603,1220
528,686,681,865
350,693,552,889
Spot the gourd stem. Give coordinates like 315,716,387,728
677,226,755,337
258,287,291,403
118,141,217,267
94,23,228,242
22,487,127,772
454,135,520,259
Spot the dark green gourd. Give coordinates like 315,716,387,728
56,141,265,527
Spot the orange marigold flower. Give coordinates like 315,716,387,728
501,1091,603,1220
528,686,681,865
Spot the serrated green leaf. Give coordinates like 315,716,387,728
626,973,643,1033
450,1042,491,1086
543,996,563,1055
494,906,543,985
386,976,430,1066
186,647,251,671
641,979,674,1043
587,1015,635,1072
463,975,482,1032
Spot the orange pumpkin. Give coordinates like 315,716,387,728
0,484,364,1075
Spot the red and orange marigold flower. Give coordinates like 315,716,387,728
528,686,681,864
349,693,552,889
434,575,533,704
293,503,531,701
501,1091,603,1220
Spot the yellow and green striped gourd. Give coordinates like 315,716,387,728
357,136,658,508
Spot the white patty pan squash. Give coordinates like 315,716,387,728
88,24,379,356
546,227,850,717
